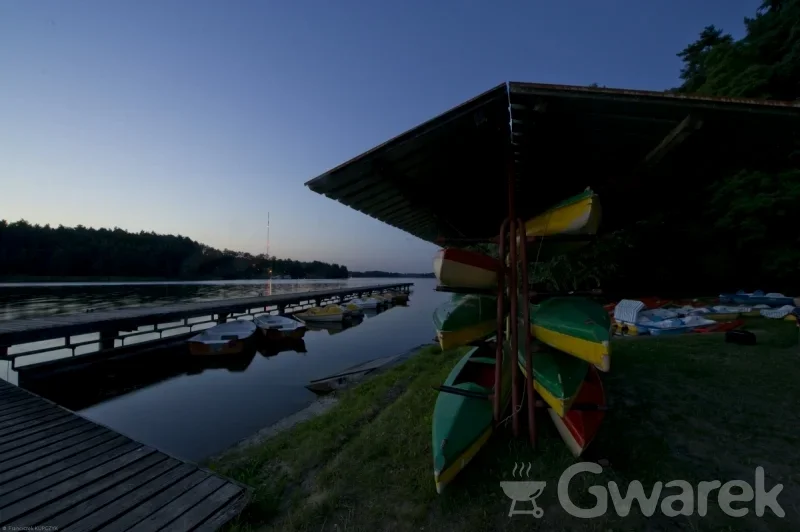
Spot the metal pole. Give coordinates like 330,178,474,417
518,219,536,447
494,218,508,423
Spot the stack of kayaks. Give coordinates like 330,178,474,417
430,187,609,492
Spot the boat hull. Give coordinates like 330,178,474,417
188,339,248,356
517,340,588,418
530,298,611,372
187,320,256,356
524,189,601,237
548,366,606,457
433,345,509,493
434,248,500,289
433,295,497,351
296,313,343,323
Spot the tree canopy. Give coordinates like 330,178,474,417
0,220,349,280
534,0,800,296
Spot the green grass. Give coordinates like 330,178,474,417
210,319,800,531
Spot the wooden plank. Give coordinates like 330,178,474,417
0,446,156,525
167,483,246,532
2,411,71,437
124,476,227,532
63,463,197,532
0,421,97,463
0,437,133,499
0,401,62,423
96,470,210,532
46,458,181,529
0,432,123,485
0,415,83,447
0,426,110,473
192,490,250,532
0,397,47,419
0,390,34,405
0,418,89,455
6,451,166,527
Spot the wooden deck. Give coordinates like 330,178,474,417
0,378,249,530
0,283,413,348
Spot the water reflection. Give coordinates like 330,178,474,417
3,278,445,461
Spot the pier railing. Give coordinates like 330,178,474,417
0,283,413,368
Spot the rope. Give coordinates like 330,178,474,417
500,381,527,427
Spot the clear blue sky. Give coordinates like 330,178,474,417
0,0,759,272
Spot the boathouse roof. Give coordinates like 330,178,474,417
305,82,799,244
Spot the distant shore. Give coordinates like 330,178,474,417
0,274,429,284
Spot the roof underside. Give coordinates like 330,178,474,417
306,82,800,244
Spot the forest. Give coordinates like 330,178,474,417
526,0,800,296
0,220,349,280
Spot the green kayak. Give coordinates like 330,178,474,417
432,344,509,493
512,317,589,417
433,294,497,351
530,297,611,372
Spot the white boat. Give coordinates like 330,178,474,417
349,297,380,310
253,314,307,340
187,320,257,356
341,302,364,316
294,306,345,323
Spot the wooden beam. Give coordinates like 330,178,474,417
644,115,703,167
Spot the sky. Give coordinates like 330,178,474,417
0,0,761,272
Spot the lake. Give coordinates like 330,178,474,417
0,278,449,461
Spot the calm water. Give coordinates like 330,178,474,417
0,278,448,461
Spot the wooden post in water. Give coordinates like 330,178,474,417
99,330,116,350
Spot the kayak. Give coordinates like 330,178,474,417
516,336,589,417
187,320,257,356
524,188,602,237
432,344,510,493
548,365,606,457
530,297,611,372
434,248,502,289
433,295,497,351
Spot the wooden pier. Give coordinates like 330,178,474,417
0,283,413,367
0,377,249,530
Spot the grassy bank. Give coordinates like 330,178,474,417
210,320,800,531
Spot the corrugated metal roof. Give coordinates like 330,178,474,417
306,82,800,244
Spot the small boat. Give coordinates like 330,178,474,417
187,320,257,356
341,302,364,317
524,188,601,237
349,297,380,310
433,294,497,351
294,305,345,323
516,332,589,417
305,353,403,394
719,290,796,308
530,297,611,372
370,295,388,306
385,291,409,304
432,344,510,493
548,366,606,457
253,314,307,340
433,248,502,289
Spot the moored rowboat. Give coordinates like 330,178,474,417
187,320,257,356
434,248,501,289
432,344,510,493
294,305,345,323
253,314,307,340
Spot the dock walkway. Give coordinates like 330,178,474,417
0,282,413,363
0,377,249,530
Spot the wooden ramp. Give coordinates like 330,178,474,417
0,379,249,531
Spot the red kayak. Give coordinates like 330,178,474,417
433,248,501,289
548,365,606,457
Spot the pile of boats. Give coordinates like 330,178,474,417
430,188,612,493
186,290,409,356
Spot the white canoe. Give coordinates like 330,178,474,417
187,320,256,356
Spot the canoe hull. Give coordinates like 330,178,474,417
434,248,500,289
433,345,510,493
433,295,498,351
530,298,611,372
548,366,606,457
524,190,602,237
517,340,588,418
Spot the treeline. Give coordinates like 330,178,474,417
350,271,434,278
528,0,800,296
0,220,349,280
